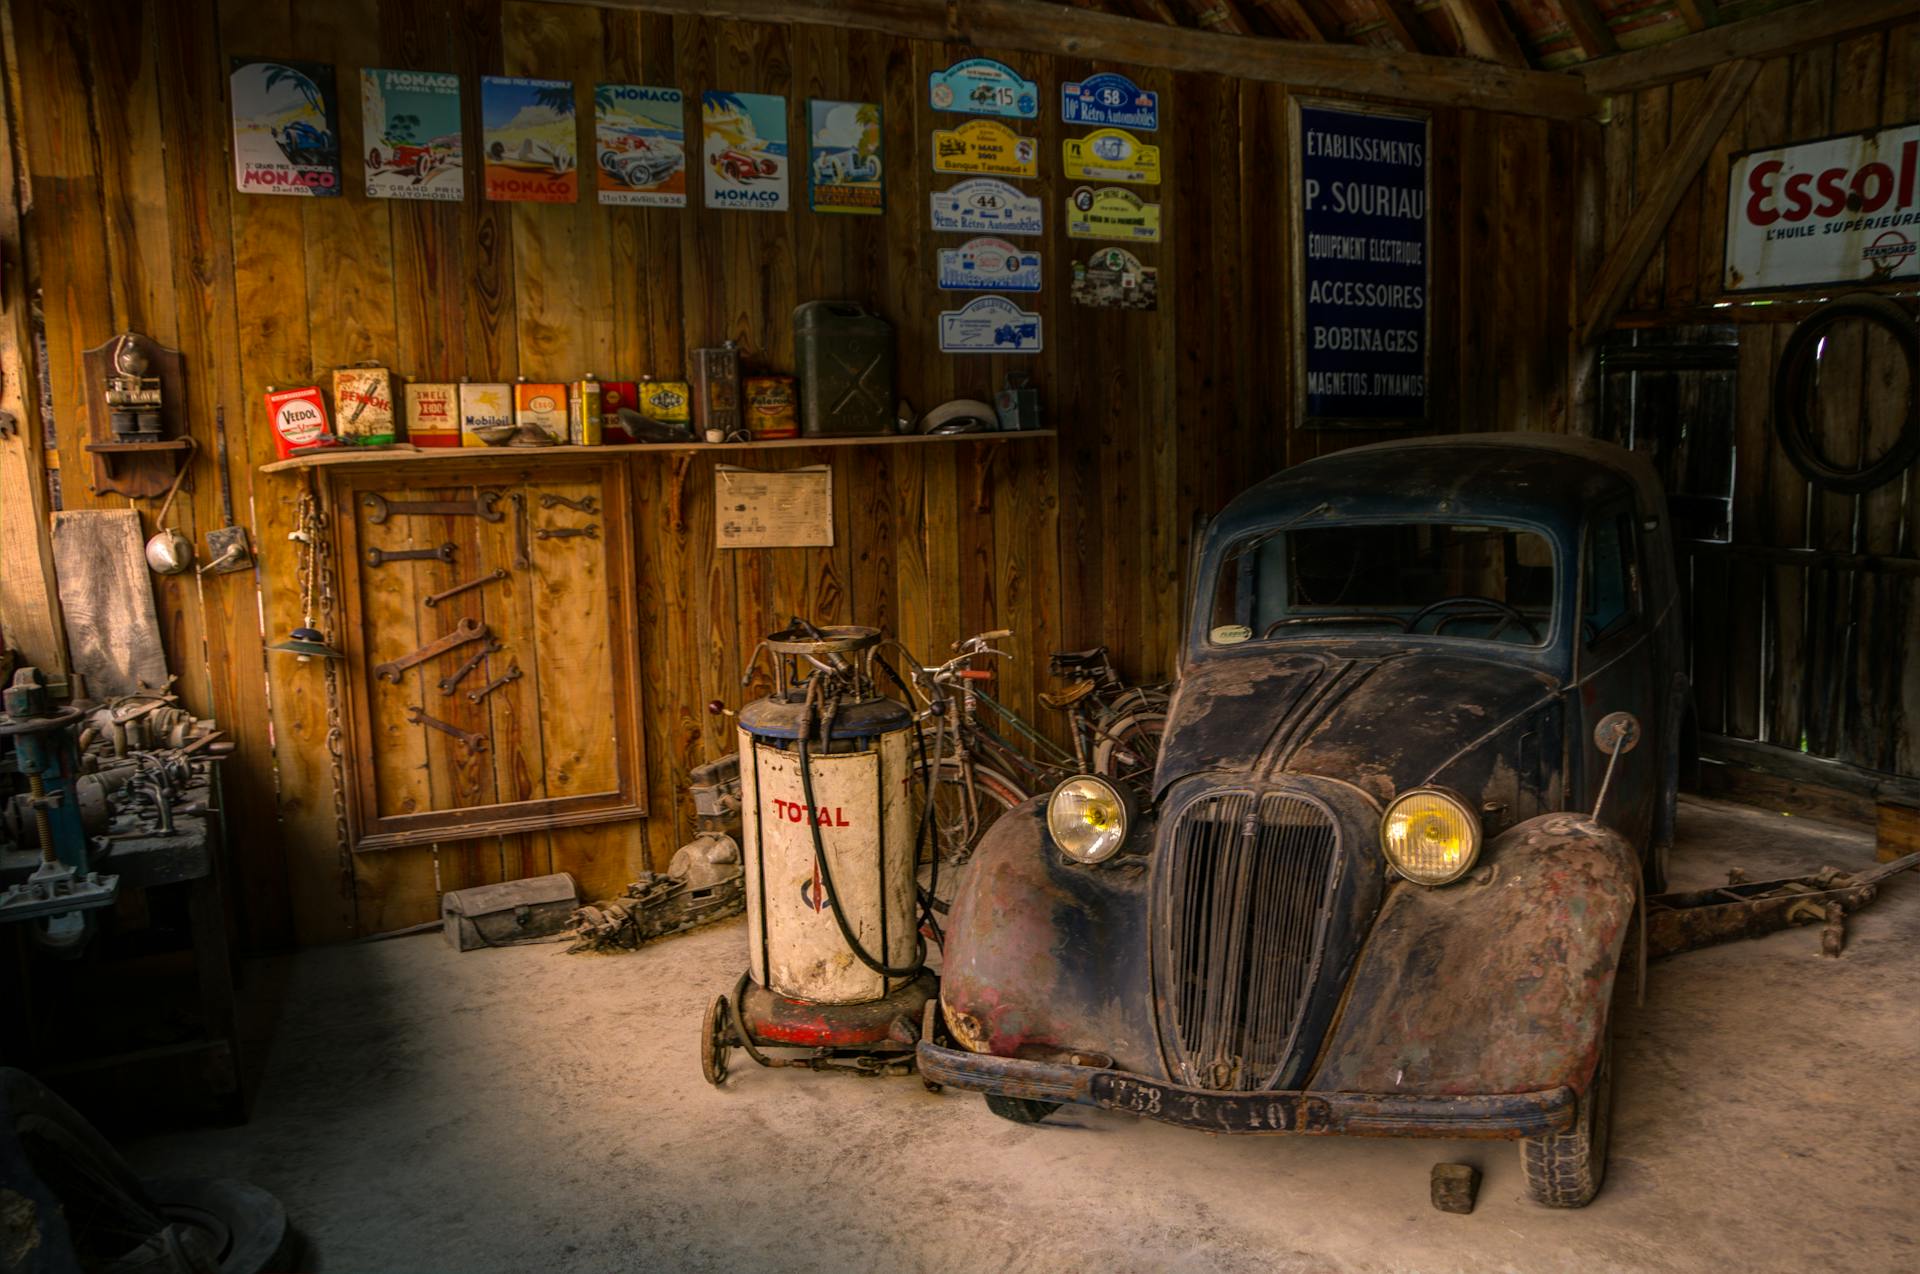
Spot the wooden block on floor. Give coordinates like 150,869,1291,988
1430,1162,1480,1214
1877,800,1920,864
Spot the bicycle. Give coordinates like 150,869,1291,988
896,630,1168,905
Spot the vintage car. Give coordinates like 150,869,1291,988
920,434,1692,1208
599,137,684,188
713,147,778,182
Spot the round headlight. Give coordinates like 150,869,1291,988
1380,788,1481,885
1047,775,1134,864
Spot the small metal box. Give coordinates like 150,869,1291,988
441,873,580,951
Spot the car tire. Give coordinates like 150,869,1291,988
1518,1030,1614,1208
985,1094,1060,1125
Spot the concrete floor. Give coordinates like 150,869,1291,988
127,796,1918,1273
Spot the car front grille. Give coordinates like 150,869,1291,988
1159,789,1341,1091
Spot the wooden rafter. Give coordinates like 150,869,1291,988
1372,0,1434,54
1185,0,1255,37
1579,58,1760,346
558,0,1602,119
1129,0,1185,26
1556,0,1617,60
1668,0,1718,33
1441,0,1529,67
1583,0,1912,93
1250,0,1331,41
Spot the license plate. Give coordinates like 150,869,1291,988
1089,1073,1334,1134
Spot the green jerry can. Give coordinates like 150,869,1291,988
793,301,894,437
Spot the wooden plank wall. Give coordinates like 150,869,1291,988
6,0,1583,945
1594,20,1920,782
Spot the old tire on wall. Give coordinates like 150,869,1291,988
1518,1032,1614,1208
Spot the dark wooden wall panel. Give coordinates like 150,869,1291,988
8,0,1581,945
1596,19,1920,783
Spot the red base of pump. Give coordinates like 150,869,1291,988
701,970,937,1083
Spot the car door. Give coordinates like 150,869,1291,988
1575,496,1657,846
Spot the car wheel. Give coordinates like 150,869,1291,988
985,1094,1060,1125
1518,1030,1614,1208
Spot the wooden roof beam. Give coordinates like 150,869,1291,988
1579,58,1759,346
1583,0,1912,93
1256,0,1332,43
1441,0,1530,67
1556,0,1617,60
1668,0,1718,33
554,0,1602,120
1185,0,1255,37
1373,0,1436,54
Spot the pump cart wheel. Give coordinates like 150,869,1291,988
700,994,732,1088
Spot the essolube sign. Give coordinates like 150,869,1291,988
1726,123,1920,290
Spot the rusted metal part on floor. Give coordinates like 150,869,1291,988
1430,1163,1480,1214
1646,851,1920,959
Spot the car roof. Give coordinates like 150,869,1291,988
1208,433,1659,546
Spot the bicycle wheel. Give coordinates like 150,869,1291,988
1092,707,1167,791
911,758,1027,911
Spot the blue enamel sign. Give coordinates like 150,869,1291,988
1299,104,1429,423
930,178,1044,237
937,237,1042,292
939,295,1043,354
929,58,1038,120
1061,73,1158,132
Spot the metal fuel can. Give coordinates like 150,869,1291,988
265,385,338,461
513,379,567,446
793,302,893,436
744,375,799,440
569,375,603,446
405,382,461,447
332,365,396,446
459,381,514,447
690,341,741,439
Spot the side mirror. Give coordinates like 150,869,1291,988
1590,711,1641,822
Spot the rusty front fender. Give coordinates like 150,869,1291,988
939,800,1163,1077
1308,813,1638,1100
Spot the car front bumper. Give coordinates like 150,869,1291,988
917,1037,1578,1139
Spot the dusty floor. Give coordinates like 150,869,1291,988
127,796,1918,1273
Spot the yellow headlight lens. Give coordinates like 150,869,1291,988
1047,776,1132,864
1380,789,1481,885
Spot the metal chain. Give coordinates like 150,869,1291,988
298,481,355,897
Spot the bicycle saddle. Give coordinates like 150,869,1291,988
1040,679,1097,710
1048,646,1109,669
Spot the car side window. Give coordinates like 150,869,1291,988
1584,503,1640,645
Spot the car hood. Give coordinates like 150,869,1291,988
1154,647,1562,805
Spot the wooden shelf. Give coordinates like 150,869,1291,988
259,430,1056,474
85,438,195,454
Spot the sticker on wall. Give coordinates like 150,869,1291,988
594,84,686,207
1063,128,1160,185
928,58,1038,119
230,58,341,197
1060,73,1158,132
938,295,1043,354
933,120,1038,178
481,76,577,202
362,70,462,201
1066,185,1162,242
930,179,1043,237
1072,247,1157,310
937,237,1041,292
807,99,882,214
703,91,789,212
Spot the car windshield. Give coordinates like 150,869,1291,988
1207,521,1557,648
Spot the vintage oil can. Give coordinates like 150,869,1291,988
459,381,515,447
332,365,396,446
265,385,338,461
405,382,461,448
513,379,567,446
794,302,893,436
689,342,741,440
639,377,692,426
744,375,799,440
569,376,603,446
600,380,640,443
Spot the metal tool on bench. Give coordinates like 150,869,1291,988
373,617,486,683
362,490,503,524
537,523,598,540
467,664,521,704
0,668,119,950
406,705,488,752
540,493,600,514
202,406,253,575
424,567,508,608
366,541,456,567
438,638,503,695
